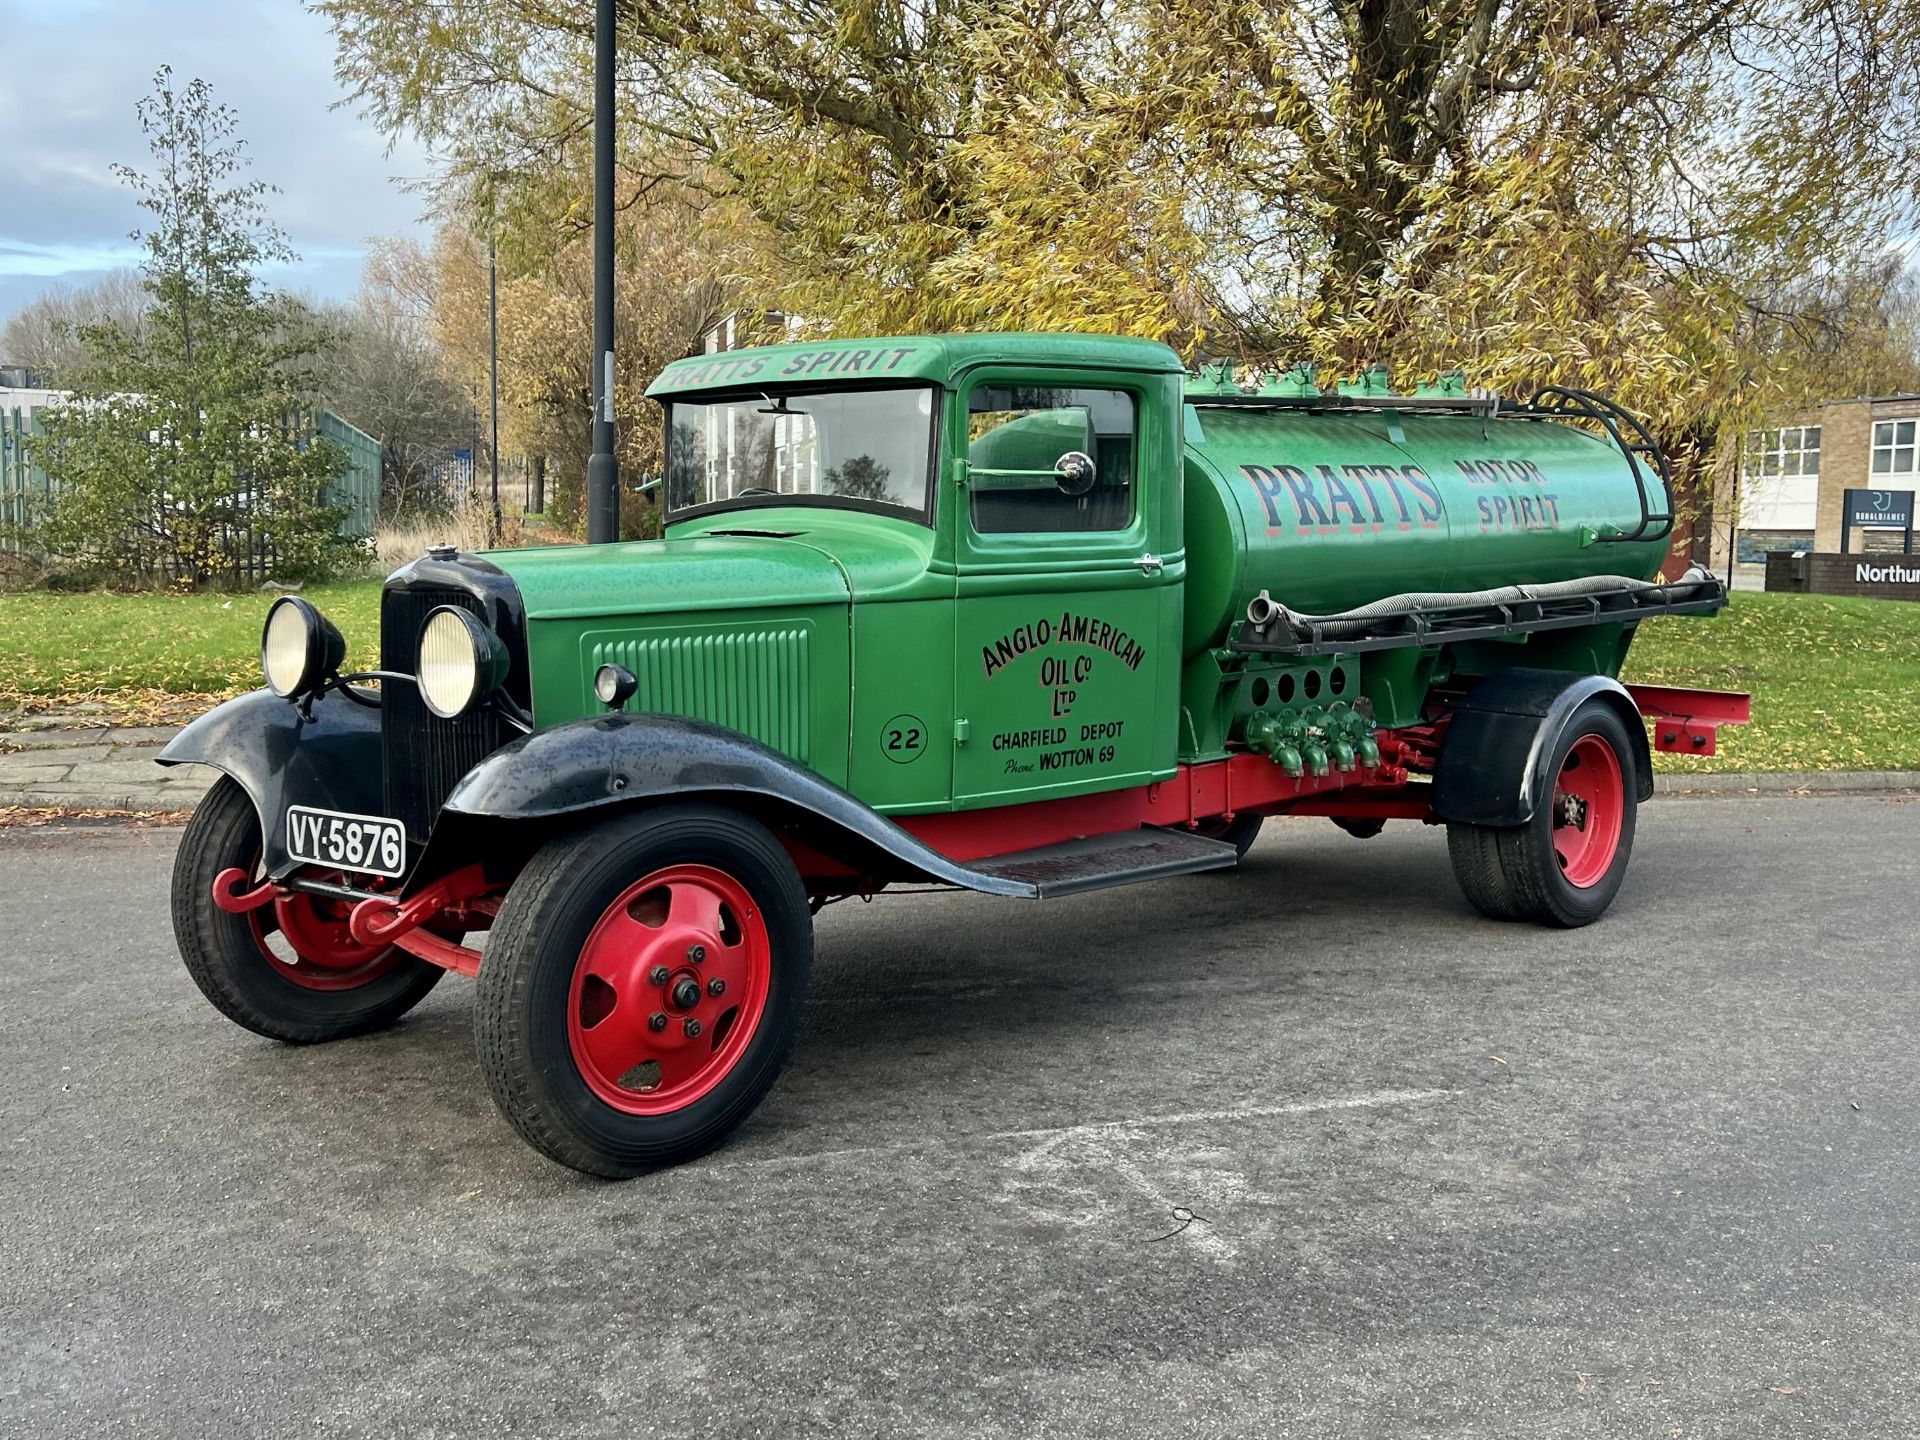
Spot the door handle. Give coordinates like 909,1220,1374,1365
1135,553,1164,576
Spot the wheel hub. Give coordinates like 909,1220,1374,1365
247,871,401,992
1549,735,1625,889
1553,792,1589,831
565,864,772,1115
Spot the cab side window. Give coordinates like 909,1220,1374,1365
967,386,1134,534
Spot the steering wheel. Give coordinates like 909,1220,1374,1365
736,486,779,497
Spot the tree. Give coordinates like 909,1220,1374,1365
322,0,1920,540
310,242,478,518
19,70,357,586
0,270,151,383
823,454,893,502
410,164,744,537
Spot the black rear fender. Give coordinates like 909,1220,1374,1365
1430,668,1652,827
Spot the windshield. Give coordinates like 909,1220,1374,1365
666,386,936,517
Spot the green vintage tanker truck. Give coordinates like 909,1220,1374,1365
162,333,1748,1176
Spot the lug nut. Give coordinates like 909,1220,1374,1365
647,1012,668,1032
687,943,706,963
648,965,670,985
683,1018,702,1039
707,978,726,997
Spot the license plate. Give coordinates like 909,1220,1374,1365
284,805,407,878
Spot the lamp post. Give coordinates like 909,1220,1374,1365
585,0,619,544
488,228,502,544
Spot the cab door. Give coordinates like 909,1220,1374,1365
950,373,1180,808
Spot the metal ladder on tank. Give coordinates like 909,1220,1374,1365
1517,386,1676,546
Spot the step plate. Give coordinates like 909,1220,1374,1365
968,826,1240,900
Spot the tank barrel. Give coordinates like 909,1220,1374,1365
1181,375,1676,658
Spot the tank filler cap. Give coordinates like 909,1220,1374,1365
426,543,458,560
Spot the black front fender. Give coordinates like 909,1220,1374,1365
157,688,385,877
424,712,1034,898
1430,668,1654,827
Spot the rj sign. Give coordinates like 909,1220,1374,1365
1845,488,1914,529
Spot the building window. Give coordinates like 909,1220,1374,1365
1872,419,1918,475
1744,426,1821,480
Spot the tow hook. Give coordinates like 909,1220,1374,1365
210,867,276,914
347,863,490,945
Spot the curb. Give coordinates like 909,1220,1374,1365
5,721,1919,816
1653,770,1920,796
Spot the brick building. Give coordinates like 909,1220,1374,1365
1723,393,1920,564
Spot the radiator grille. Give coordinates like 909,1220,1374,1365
590,626,812,763
382,587,506,837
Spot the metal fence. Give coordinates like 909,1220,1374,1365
312,408,381,536
0,394,380,577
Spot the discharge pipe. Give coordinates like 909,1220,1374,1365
1245,566,1720,642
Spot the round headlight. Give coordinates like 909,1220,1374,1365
261,596,344,698
417,606,508,719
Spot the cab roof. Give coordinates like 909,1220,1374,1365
646,332,1185,399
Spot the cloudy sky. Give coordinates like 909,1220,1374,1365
0,0,435,321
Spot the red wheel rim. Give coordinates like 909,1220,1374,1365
1551,734,1624,889
241,850,400,992
566,864,772,1115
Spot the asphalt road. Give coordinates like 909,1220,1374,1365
3,795,1916,1438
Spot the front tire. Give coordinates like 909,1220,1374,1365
170,776,443,1043
474,804,812,1177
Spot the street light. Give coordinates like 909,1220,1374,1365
585,0,619,544
488,226,502,545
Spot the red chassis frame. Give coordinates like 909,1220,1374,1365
215,684,1750,975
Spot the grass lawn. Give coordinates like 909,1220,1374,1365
0,582,382,724
1623,590,1920,772
3,583,1916,772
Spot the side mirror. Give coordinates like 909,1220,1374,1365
1054,450,1097,498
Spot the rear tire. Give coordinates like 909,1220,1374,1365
1447,822,1523,921
1496,702,1637,927
170,776,443,1043
474,804,812,1177
1447,700,1638,928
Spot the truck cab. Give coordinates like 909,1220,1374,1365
496,334,1188,818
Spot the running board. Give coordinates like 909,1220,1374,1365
964,826,1240,899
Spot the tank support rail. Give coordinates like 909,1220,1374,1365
1232,572,1727,657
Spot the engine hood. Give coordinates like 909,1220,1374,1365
484,533,851,620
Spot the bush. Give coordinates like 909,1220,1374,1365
9,69,363,589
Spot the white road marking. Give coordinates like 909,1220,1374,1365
1110,1157,1238,1262
720,1086,1459,1174
985,1086,1460,1149
993,1088,1457,1264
